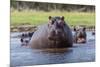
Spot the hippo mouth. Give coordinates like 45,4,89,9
77,38,86,43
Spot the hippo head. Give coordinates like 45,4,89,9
74,26,87,43
47,16,66,41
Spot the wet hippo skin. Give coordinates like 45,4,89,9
73,26,87,43
29,16,73,49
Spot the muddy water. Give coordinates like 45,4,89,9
10,31,95,67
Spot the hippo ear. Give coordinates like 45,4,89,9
73,27,76,31
61,16,64,20
49,16,52,20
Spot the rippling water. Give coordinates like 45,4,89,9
10,31,95,67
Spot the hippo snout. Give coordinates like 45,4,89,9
48,36,55,40
48,34,65,41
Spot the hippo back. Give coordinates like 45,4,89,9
29,24,49,48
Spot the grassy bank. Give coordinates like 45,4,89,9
11,10,95,26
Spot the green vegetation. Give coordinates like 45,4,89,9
11,10,95,26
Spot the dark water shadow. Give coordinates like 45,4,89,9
32,48,73,54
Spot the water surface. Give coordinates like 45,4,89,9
10,31,95,67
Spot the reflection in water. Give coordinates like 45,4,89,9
10,31,95,66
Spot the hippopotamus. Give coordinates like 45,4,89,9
20,32,34,46
73,26,87,43
28,16,73,49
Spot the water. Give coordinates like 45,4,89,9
10,31,95,67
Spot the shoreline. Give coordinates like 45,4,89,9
10,25,95,32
